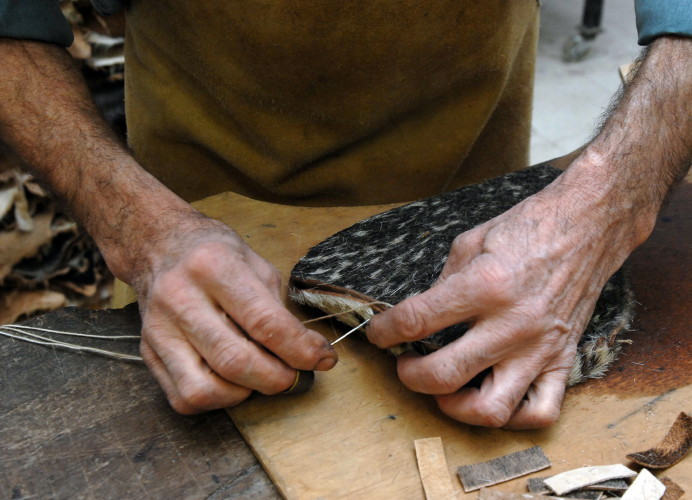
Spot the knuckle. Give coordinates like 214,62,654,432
389,300,433,342
425,362,464,394
529,408,560,428
262,266,283,289
150,272,191,307
175,379,216,413
475,400,514,428
184,243,224,279
243,307,281,343
476,260,515,304
212,343,253,380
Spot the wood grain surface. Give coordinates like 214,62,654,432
214,180,691,499
1,178,689,499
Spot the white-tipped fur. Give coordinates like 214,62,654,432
292,289,634,385
290,289,378,327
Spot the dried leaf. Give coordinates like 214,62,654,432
0,211,55,282
0,186,18,220
12,179,34,232
23,179,47,197
0,290,66,324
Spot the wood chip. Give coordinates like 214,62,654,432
413,437,457,500
621,468,666,500
660,476,685,500
626,412,691,469
543,464,636,495
457,446,550,492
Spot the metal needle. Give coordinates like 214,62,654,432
330,318,371,346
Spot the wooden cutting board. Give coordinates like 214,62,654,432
113,181,691,498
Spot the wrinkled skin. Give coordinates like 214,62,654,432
1,35,688,423
134,217,338,414
367,169,634,428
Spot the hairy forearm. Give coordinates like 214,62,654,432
566,36,691,248
0,39,196,286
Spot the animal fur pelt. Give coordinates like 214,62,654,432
289,165,635,385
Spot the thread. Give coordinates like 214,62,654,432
0,303,385,363
0,326,143,362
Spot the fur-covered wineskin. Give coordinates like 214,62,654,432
289,165,635,385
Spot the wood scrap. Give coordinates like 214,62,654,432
621,468,666,500
457,445,550,492
626,412,691,469
660,477,685,500
413,437,457,500
543,464,636,495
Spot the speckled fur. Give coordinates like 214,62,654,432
289,165,635,385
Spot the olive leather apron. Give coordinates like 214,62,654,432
124,1,539,205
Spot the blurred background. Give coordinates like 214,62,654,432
531,0,641,163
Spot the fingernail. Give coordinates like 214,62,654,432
315,355,337,371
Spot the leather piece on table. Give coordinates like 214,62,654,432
290,165,635,385
626,412,692,469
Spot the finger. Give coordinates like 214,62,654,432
140,337,252,414
436,229,485,283
394,334,499,395
245,252,284,303
433,357,542,428
502,370,567,430
149,302,300,395
209,271,337,371
367,254,511,348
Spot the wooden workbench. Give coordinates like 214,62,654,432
1,178,689,499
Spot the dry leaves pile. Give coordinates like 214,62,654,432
0,158,111,324
0,2,125,324
61,0,125,79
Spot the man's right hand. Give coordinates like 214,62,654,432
133,215,337,414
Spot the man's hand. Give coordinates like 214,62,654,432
367,172,632,429
135,215,337,414
368,35,691,429
0,39,336,414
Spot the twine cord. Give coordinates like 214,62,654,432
300,301,392,324
3,323,141,339
0,327,143,362
0,303,389,363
